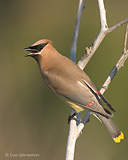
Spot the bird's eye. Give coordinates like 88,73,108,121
39,45,44,50
38,43,48,51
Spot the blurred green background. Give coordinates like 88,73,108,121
0,0,128,159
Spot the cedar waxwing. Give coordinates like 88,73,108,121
24,39,124,143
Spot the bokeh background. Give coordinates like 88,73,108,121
0,0,128,159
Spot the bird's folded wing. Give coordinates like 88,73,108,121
82,79,116,112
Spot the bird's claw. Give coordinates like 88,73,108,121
68,113,79,124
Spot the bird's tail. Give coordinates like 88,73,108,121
93,113,124,143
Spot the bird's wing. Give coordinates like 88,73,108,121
82,77,116,112
60,79,113,118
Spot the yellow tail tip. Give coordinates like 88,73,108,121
113,131,124,143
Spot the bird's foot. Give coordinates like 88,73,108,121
68,112,79,124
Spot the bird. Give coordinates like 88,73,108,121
24,39,124,143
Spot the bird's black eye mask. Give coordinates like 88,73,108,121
24,43,48,53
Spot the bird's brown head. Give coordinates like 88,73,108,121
24,39,52,60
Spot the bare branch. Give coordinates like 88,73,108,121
100,25,128,95
65,120,77,160
123,24,128,53
97,0,108,29
77,0,108,70
76,110,91,139
107,18,128,34
70,0,85,63
77,0,128,70
77,29,106,70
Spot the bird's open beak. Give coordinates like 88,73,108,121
24,47,40,57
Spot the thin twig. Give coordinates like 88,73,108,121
123,24,128,53
107,18,128,34
76,110,91,139
100,25,128,95
70,0,85,62
98,0,108,29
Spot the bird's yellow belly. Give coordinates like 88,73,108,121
66,101,84,113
